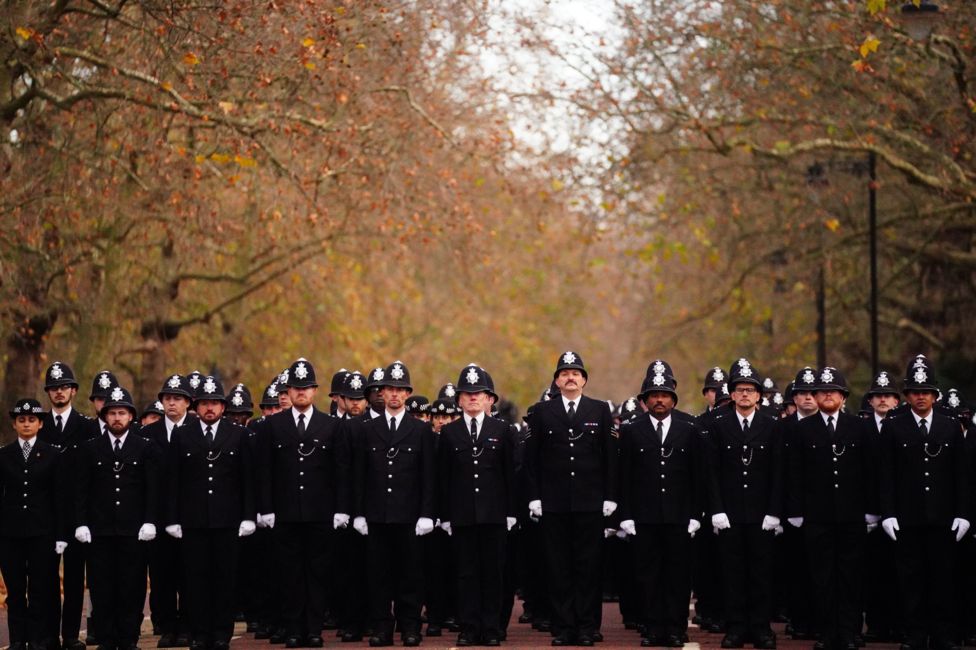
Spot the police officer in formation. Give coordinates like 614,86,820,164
4,352,976,650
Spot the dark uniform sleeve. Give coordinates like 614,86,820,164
523,409,540,507
74,443,93,529
859,418,880,516
165,428,182,527
144,439,162,526
786,419,804,519
253,418,273,516
504,424,518,519
952,424,969,521
352,421,366,518
617,422,633,521
419,424,436,520
877,419,896,520
766,419,785,519
601,402,618,503
334,419,352,516
704,421,724,517
238,427,257,522
436,427,452,523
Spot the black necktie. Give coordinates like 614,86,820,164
742,418,750,434
656,420,665,445
113,438,121,456
55,414,63,433
919,418,928,436
297,413,306,438
205,425,214,446
390,416,397,436
470,418,478,444
23,440,31,462
567,401,576,418
827,415,836,440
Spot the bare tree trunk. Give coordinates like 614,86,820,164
0,311,56,444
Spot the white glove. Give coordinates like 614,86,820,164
440,521,452,536
256,513,268,528
55,541,68,554
620,519,637,536
74,526,92,544
711,512,731,534
138,523,157,542
952,517,970,542
259,513,275,529
761,515,780,531
238,520,256,537
353,516,369,535
775,525,784,536
788,517,804,528
882,517,899,541
688,519,701,538
528,499,542,519
333,513,350,530
507,517,517,531
602,500,617,517
614,528,627,539
415,517,435,536
865,514,880,533
604,527,616,538
165,524,183,539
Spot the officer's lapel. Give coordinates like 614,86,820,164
743,415,763,444
390,415,414,448
375,414,393,446
550,397,572,428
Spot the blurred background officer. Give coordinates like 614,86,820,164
524,352,617,647
437,365,516,647
1,398,65,650
618,364,702,648
74,387,159,650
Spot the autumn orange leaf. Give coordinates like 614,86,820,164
183,52,200,65
858,36,880,58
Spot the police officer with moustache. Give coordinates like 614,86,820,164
39,362,96,650
352,362,436,648
437,365,517,647
706,359,783,650
164,376,256,650
140,374,196,648
879,356,969,650
74,387,160,650
256,359,350,648
1,398,66,650
786,368,877,650
524,352,618,647
618,364,703,648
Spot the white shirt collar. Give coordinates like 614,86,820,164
385,409,406,429
650,414,672,442
199,419,220,436
98,418,108,434
463,412,485,435
19,436,37,450
166,413,186,434
912,409,932,427
820,410,840,426
52,405,73,421
292,405,313,427
736,409,755,429
874,412,885,432
797,409,818,420
561,394,580,413
369,408,382,419
110,431,129,448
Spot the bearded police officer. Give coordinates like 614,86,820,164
706,358,783,650
2,398,65,650
618,363,703,648
879,356,968,650
352,362,436,647
256,358,350,648
524,351,617,647
437,365,516,646
165,376,256,650
787,368,876,650
74,387,160,650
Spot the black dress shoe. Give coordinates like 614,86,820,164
666,635,685,647
722,633,744,648
813,641,828,650
174,634,192,647
640,639,654,648
213,642,231,650
84,636,98,646
270,629,287,645
306,636,324,648
255,628,273,641
368,635,393,648
402,633,422,647
753,632,776,649
551,635,575,647
536,621,552,633
11,644,28,650
247,622,259,634
323,615,338,631
708,622,724,634
65,640,88,650
341,632,362,643
519,613,533,624
578,634,595,647
483,637,500,647
285,636,303,648
591,631,604,642
457,634,479,647
854,634,865,648
189,643,208,650
425,626,442,637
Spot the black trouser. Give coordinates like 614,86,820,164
336,526,368,635
273,521,333,638
424,526,452,629
243,526,275,627
692,523,722,623
499,528,518,636
367,523,424,638
88,535,148,649
182,528,240,645
803,523,865,647
149,534,185,635
614,534,639,625
863,525,898,637
519,518,549,622
451,524,506,640
783,522,812,633
894,525,955,647
717,524,775,636
632,523,693,639
542,511,603,638
0,536,61,646
60,539,89,642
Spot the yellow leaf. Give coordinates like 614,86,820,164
210,152,231,164
824,218,841,232
866,0,886,15
304,61,316,70
234,154,257,168
160,81,173,91
302,37,315,47
183,52,200,66
194,154,205,164
551,178,564,191
335,6,346,15
218,101,234,114
355,43,366,50
15,26,34,41
859,36,880,58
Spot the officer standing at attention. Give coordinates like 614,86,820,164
879,356,969,650
39,362,95,650
524,351,618,647
164,376,256,650
437,364,517,647
706,359,783,650
1,398,66,650
256,358,351,648
618,363,703,648
352,361,436,648
74,387,160,650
